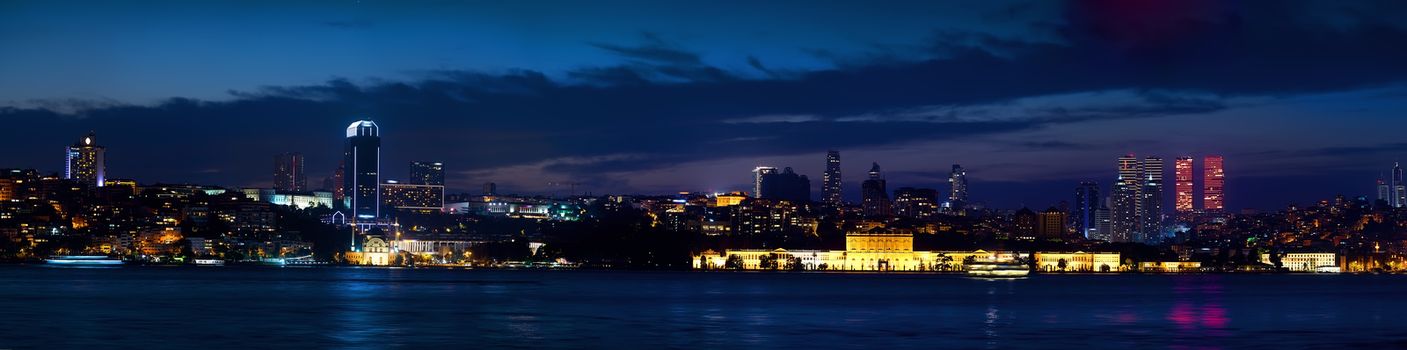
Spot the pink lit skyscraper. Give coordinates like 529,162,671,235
1203,155,1224,212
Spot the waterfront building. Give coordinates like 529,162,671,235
1174,156,1193,213
1072,182,1100,238
409,161,445,185
1263,252,1338,272
65,131,106,187
861,163,891,217
948,164,968,209
1033,252,1121,272
1204,155,1226,211
273,152,307,192
349,236,391,266
1138,261,1203,272
344,120,381,222
822,150,842,208
692,226,1120,272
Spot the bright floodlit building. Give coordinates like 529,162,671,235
65,131,106,187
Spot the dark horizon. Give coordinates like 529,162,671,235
5,0,1407,210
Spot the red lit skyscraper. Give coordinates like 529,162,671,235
1203,155,1224,212
1174,156,1193,213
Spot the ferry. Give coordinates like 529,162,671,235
192,259,226,266
965,262,1030,278
45,255,125,266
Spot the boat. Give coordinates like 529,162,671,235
45,255,125,266
192,259,226,266
965,261,1030,277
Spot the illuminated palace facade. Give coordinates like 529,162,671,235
694,227,1120,272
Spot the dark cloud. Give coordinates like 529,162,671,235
3,1,1407,204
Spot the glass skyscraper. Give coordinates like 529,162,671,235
822,150,842,208
344,120,381,222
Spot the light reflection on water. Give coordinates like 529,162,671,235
1,267,1405,349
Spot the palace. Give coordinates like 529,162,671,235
693,226,1120,272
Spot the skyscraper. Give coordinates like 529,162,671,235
1174,156,1193,213
1072,182,1100,239
65,131,106,187
344,120,381,222
948,164,968,209
409,161,445,185
757,167,811,202
1204,155,1225,211
861,163,891,217
752,166,777,198
1110,155,1140,242
1139,156,1164,243
273,152,307,192
822,150,842,208
483,182,497,196
1378,175,1391,205
1393,162,1404,208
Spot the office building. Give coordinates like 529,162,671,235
65,131,106,187
860,163,891,217
1072,182,1100,239
273,152,307,192
1204,155,1225,211
753,166,777,198
948,164,968,209
1139,157,1164,243
1110,155,1141,242
756,167,810,202
1378,175,1391,205
822,150,842,208
344,120,381,222
1174,156,1193,213
409,161,445,185
483,182,497,196
893,187,939,219
1037,207,1067,239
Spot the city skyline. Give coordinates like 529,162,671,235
5,1,1407,209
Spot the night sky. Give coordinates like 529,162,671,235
3,0,1407,210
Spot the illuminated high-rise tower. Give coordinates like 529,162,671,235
344,120,381,222
65,131,106,187
753,166,777,198
948,164,968,209
1174,156,1194,213
1072,181,1100,239
273,152,306,192
1203,155,1225,211
1393,162,1405,208
861,163,890,217
822,150,842,208
1139,156,1165,243
1110,155,1141,242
